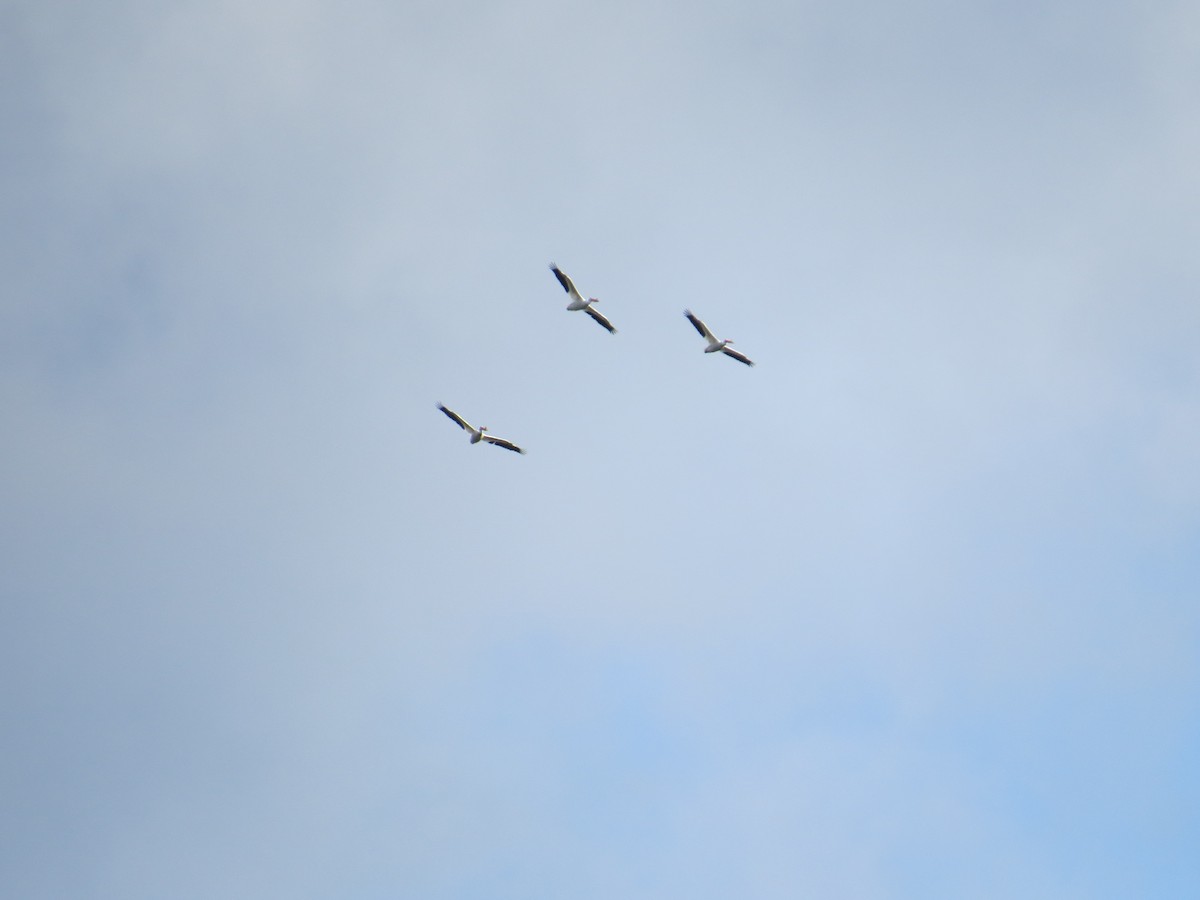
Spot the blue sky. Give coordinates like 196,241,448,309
2,1,1198,897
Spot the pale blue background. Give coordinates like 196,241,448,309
2,1,1198,897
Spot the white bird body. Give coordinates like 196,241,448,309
550,264,617,334
437,404,526,454
684,310,756,367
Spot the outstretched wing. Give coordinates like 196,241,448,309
549,264,582,302
481,434,526,454
684,310,714,341
585,305,617,334
721,346,755,367
437,403,472,431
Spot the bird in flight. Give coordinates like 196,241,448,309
684,310,755,367
437,404,526,454
549,263,617,334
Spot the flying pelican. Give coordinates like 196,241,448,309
549,263,617,334
437,404,526,454
684,310,756,367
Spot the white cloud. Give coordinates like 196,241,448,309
2,1,1197,897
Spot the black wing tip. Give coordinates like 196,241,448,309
550,264,570,291
586,308,617,333
482,434,526,454
684,310,707,336
438,403,471,429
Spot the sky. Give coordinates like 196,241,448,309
2,1,1198,897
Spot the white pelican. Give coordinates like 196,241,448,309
437,404,526,454
550,263,617,334
684,310,756,367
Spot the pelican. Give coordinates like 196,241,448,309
684,310,756,367
549,263,617,334
437,404,526,454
